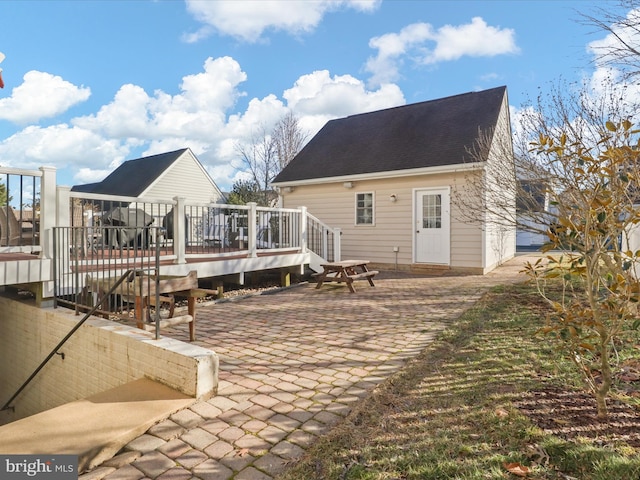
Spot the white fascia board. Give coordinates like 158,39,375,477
272,162,486,188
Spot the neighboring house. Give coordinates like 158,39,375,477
72,148,224,239
272,86,516,274
72,148,224,204
516,178,553,248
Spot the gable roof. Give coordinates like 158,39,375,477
272,86,507,184
71,148,189,196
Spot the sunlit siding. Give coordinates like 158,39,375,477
281,171,486,268
143,151,223,204
483,91,516,269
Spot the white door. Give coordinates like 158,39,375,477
415,188,450,264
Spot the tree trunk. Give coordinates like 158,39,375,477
596,339,612,420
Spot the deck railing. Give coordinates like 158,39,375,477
53,225,164,320
307,212,340,262
0,166,56,254
51,190,342,317
179,202,303,257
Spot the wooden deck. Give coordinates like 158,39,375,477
0,252,42,261
0,247,312,304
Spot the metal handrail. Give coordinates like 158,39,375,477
1,268,143,412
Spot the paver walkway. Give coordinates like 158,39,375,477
81,255,536,480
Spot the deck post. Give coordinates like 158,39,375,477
280,268,291,287
56,185,72,263
300,206,307,254
333,227,342,262
247,202,257,258
174,196,186,264
39,167,56,259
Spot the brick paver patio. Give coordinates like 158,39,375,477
80,255,535,480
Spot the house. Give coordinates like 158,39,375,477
72,148,224,204
272,86,516,274
516,177,552,248
72,148,225,240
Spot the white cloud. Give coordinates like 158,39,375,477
426,17,519,63
366,17,519,87
0,71,91,124
184,0,380,43
0,124,127,182
0,56,405,191
283,70,405,135
225,94,288,139
74,56,246,142
366,23,433,86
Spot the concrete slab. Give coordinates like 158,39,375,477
0,378,195,472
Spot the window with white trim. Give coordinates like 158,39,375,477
356,192,374,225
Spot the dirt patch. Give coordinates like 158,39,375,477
515,384,640,448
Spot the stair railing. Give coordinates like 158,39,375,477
1,268,147,413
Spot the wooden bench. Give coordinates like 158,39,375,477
347,270,378,282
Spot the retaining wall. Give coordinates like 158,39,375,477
0,294,217,424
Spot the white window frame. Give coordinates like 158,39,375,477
355,191,375,226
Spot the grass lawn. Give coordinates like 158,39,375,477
277,283,640,480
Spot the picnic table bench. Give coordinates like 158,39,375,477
314,260,378,293
86,270,206,341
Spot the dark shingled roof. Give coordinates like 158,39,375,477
72,149,188,196
273,86,507,184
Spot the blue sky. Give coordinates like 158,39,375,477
0,0,626,191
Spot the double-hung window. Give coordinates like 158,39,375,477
356,192,374,225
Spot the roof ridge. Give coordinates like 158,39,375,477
342,85,507,120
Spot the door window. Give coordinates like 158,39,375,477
422,194,441,229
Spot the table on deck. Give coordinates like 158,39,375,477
314,260,378,293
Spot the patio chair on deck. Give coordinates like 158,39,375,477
0,206,35,246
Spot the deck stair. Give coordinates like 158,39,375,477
0,378,194,473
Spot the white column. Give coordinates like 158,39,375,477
333,227,341,262
299,206,307,254
247,202,257,258
55,185,71,262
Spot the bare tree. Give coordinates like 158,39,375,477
236,124,278,202
234,112,308,205
453,0,640,422
455,77,640,419
272,111,308,170
581,1,640,79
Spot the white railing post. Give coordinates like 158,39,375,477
300,206,307,253
55,185,71,263
175,196,186,264
333,227,341,262
55,187,71,226
322,225,329,259
39,166,56,259
247,202,257,257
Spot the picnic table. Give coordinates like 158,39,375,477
87,270,207,341
314,260,378,293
